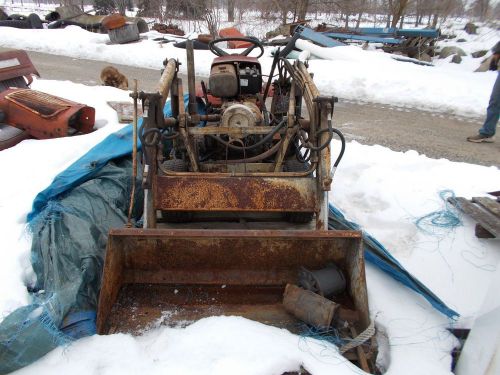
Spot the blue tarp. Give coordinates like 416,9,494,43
27,95,193,224
27,124,141,224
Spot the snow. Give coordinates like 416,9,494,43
0,10,499,375
14,316,364,375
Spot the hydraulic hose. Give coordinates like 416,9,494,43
207,119,286,152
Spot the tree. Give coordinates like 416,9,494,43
94,0,116,15
387,0,410,28
296,0,309,21
471,0,490,20
228,0,235,21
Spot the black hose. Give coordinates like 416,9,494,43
263,52,280,103
139,126,159,147
140,126,178,147
331,127,346,168
228,141,282,163
299,119,333,152
207,119,286,152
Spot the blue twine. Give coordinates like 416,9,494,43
298,324,346,347
415,190,462,235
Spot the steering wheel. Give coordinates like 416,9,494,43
208,37,264,58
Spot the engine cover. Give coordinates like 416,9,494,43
238,65,262,95
209,63,238,98
221,102,262,129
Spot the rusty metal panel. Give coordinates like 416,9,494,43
0,50,39,83
97,228,368,334
0,88,95,138
155,176,317,212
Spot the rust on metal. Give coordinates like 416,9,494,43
97,228,368,334
283,284,338,329
6,89,72,118
0,50,39,84
154,176,317,212
0,88,95,139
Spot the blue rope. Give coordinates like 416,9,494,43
415,190,462,234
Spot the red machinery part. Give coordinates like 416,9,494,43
101,13,126,30
0,88,95,139
218,27,253,49
0,50,40,85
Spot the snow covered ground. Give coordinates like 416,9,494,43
0,9,500,375
0,13,499,118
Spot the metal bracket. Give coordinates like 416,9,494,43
313,95,338,118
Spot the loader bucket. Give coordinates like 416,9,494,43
97,229,369,335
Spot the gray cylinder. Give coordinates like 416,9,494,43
298,264,346,297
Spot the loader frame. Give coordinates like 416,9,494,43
97,44,372,371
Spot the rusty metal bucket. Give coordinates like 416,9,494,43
97,228,369,335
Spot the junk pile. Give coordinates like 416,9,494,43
0,50,95,151
0,5,148,45
101,13,140,44
265,23,439,63
0,8,43,29
315,24,439,59
152,23,185,36
46,5,148,37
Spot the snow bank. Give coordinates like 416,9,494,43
1,24,498,117
14,316,364,375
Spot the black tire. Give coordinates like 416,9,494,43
0,19,30,28
283,159,315,223
28,13,43,29
159,159,193,223
45,11,60,22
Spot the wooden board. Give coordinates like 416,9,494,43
107,101,143,123
449,197,500,238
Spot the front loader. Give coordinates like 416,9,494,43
97,38,372,368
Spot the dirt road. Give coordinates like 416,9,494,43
2,47,499,166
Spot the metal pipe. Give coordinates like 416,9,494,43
157,162,318,177
126,79,138,227
157,58,177,110
186,40,197,115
